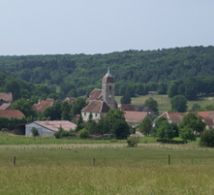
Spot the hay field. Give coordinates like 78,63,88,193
116,95,214,112
0,144,214,194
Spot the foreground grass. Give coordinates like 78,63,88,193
0,132,158,145
1,164,214,195
0,132,125,145
0,146,214,194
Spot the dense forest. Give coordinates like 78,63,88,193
0,46,214,100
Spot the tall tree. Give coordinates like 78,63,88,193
171,95,187,112
144,97,158,113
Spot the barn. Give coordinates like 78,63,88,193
25,120,76,137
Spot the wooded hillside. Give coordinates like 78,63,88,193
0,46,214,100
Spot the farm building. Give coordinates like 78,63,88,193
157,112,184,125
124,111,148,126
25,120,76,137
197,111,214,129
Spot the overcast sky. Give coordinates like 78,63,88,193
0,0,213,55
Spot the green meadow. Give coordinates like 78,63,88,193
0,143,214,194
116,95,214,112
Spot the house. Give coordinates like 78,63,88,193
0,109,25,119
0,103,11,110
197,111,214,129
124,111,148,126
64,97,76,104
0,92,13,103
157,112,184,125
25,120,77,137
81,69,117,121
81,100,110,122
33,99,54,113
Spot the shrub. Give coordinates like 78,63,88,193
157,138,187,144
54,127,70,139
79,129,90,139
127,135,140,147
31,127,39,137
180,127,196,141
200,129,214,147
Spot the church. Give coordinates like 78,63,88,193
81,69,117,122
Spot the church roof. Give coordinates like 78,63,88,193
88,88,102,101
82,100,110,113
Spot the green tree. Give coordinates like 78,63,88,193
171,95,187,112
138,116,152,135
98,109,130,139
155,117,178,139
144,97,158,113
61,102,72,120
44,102,62,120
180,127,195,141
120,94,131,104
200,129,214,147
31,127,39,137
76,114,84,131
85,114,97,134
180,113,205,134
12,98,36,118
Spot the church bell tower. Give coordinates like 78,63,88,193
102,68,116,109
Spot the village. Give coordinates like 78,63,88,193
0,69,213,144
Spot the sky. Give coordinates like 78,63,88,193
0,0,213,55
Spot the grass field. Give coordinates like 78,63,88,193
0,143,214,194
0,132,158,145
116,95,214,112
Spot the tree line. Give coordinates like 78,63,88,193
0,46,214,100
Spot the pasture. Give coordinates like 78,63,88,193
0,143,214,194
116,95,214,112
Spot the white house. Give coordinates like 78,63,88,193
81,100,110,122
25,120,76,137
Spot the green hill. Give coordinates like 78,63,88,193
0,46,214,99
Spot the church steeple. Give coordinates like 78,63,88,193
102,68,116,108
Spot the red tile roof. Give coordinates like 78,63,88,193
124,111,148,124
34,120,77,132
82,100,110,113
160,112,184,124
0,92,13,103
0,103,11,110
197,111,214,128
33,99,54,113
88,89,102,101
0,109,25,119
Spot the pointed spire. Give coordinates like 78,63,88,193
106,67,112,77
107,67,110,74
